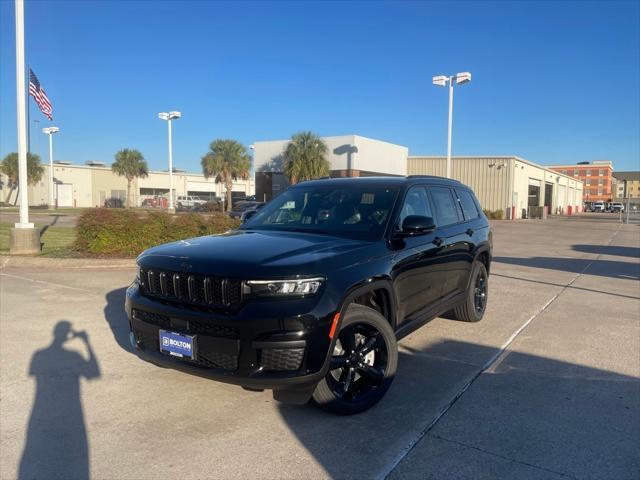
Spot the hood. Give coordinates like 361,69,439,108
137,229,383,278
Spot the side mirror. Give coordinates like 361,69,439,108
399,215,436,236
242,210,257,223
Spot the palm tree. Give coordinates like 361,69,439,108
283,131,330,184
111,149,148,208
0,152,44,205
201,139,250,212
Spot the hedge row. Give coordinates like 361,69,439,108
483,209,505,220
75,209,240,257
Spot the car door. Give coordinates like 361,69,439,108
427,186,470,299
392,186,447,324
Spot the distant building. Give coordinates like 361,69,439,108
0,161,255,207
252,135,407,201
408,156,583,218
547,161,613,203
613,171,640,199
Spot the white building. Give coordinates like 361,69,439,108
253,135,408,201
0,161,255,208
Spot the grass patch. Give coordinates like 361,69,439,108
0,222,78,257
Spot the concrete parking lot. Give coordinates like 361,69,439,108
1,216,638,479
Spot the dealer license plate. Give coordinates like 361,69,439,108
159,330,195,359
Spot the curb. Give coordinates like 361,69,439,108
0,255,135,270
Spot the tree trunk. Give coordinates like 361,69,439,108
126,179,131,208
4,187,15,204
225,179,233,212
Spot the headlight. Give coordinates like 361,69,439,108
244,277,324,297
135,265,141,284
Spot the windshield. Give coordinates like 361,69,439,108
239,184,400,240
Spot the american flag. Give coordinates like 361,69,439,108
29,69,53,121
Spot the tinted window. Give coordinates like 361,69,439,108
398,187,433,227
430,187,460,226
240,185,399,241
457,189,479,220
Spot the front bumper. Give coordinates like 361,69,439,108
125,283,337,390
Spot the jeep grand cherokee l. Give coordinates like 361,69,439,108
125,176,492,414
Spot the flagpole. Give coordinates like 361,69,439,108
26,63,30,153
11,0,40,255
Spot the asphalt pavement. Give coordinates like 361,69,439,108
1,215,638,479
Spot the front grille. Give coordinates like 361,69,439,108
132,309,239,339
140,268,243,309
260,348,305,371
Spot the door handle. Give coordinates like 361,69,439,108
466,228,475,236
433,237,444,247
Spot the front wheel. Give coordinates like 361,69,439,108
312,304,397,415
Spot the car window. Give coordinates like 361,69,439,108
398,187,433,228
456,189,479,220
429,187,461,226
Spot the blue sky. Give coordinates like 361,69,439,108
1,0,638,171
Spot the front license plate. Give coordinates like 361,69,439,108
159,330,195,359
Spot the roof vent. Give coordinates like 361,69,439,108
53,160,72,165
85,161,106,167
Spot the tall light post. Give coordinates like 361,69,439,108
42,126,59,209
158,111,181,213
432,72,471,179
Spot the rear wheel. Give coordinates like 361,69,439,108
312,304,397,415
452,261,488,322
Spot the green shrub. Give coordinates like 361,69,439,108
75,209,240,257
483,209,505,220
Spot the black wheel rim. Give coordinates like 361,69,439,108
474,270,487,314
327,322,388,403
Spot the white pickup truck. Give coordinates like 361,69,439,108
591,201,606,212
176,195,207,209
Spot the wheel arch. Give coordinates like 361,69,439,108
336,278,397,331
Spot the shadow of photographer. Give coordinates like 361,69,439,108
19,320,100,480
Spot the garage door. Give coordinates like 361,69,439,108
56,184,73,207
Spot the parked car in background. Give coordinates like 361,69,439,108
591,201,606,212
608,202,625,213
193,198,225,212
229,201,264,219
126,176,492,414
240,202,266,222
176,195,207,210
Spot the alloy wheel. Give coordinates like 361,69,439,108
327,322,388,402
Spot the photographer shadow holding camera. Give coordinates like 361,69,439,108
19,321,100,480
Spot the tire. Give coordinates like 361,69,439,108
451,261,489,323
312,304,397,415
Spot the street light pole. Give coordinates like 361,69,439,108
158,111,181,213
433,72,471,179
42,127,59,209
446,76,454,179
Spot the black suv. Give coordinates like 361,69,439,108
125,176,492,414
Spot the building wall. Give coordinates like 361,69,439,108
612,171,640,200
408,156,582,218
2,163,254,207
407,156,511,213
549,161,613,202
253,135,407,177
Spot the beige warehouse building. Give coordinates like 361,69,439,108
408,156,583,218
0,161,255,208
